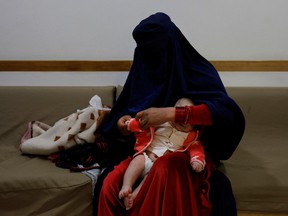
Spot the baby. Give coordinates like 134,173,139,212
119,98,206,210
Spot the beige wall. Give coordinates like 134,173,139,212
0,0,288,86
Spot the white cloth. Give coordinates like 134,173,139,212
20,95,110,155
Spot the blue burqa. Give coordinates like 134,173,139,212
103,12,245,161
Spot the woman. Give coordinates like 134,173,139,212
96,12,245,216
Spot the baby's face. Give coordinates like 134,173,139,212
171,122,194,132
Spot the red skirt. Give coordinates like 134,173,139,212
98,152,214,216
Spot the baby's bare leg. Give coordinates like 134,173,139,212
119,154,145,199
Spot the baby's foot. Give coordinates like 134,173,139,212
119,185,132,199
124,193,134,210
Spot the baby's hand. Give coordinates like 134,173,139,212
191,161,204,173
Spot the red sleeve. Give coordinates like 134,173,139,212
175,104,212,126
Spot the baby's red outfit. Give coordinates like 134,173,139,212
127,118,206,170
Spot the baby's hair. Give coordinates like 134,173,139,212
175,98,194,107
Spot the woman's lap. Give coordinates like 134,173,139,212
98,152,211,216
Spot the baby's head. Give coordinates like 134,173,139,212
173,98,194,132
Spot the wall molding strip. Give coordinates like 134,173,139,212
0,60,288,72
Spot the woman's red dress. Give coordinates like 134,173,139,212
98,152,214,216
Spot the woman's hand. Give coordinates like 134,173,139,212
170,122,194,133
135,107,175,129
117,115,132,136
